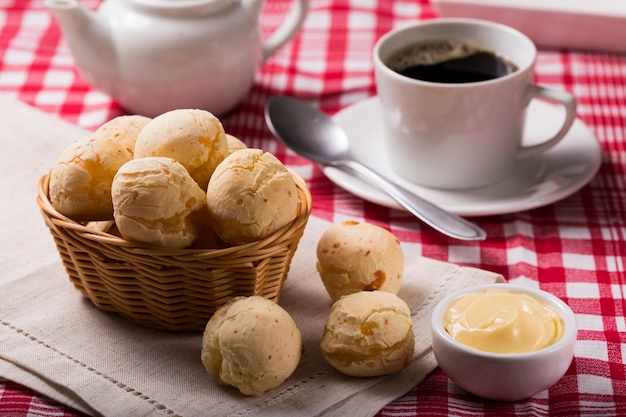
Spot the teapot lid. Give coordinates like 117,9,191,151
132,0,238,14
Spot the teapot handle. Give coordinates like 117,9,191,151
261,0,309,62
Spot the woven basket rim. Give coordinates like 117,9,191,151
37,170,312,256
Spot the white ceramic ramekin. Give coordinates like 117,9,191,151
431,283,577,401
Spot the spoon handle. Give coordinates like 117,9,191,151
339,160,487,241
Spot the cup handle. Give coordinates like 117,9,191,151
261,0,310,62
516,85,577,159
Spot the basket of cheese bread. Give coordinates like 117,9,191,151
37,109,312,332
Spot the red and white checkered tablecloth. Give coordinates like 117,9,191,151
1,0,626,416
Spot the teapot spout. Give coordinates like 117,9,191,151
45,0,115,89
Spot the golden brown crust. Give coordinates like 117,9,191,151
111,157,207,248
201,296,302,396
134,109,229,190
320,291,414,377
316,221,404,301
206,148,298,244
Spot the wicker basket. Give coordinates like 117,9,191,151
37,171,312,332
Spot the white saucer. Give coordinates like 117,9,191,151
324,97,602,217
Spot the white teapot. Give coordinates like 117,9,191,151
45,0,309,116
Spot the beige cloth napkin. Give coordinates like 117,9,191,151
0,95,504,417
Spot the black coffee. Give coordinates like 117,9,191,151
386,39,517,83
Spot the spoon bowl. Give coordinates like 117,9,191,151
265,96,352,164
265,95,487,241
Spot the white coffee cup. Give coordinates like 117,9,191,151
373,18,577,190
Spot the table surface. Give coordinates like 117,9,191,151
1,0,626,416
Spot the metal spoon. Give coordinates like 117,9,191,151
264,95,487,241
